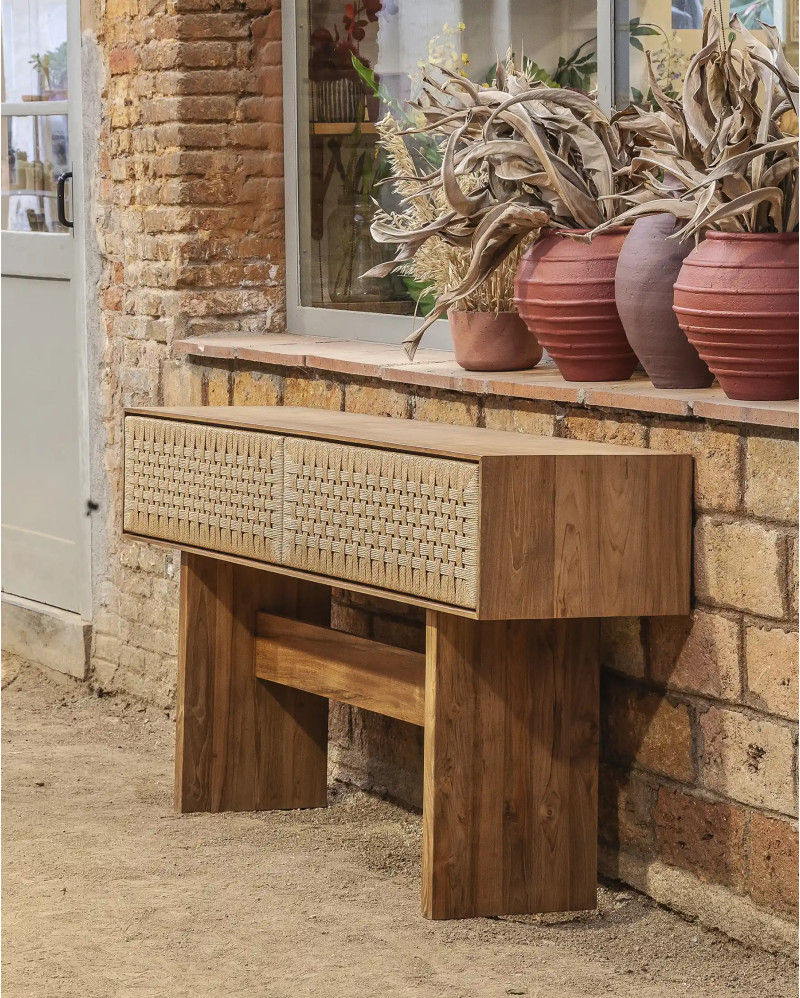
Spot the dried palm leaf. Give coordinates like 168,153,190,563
369,56,633,358
584,11,799,242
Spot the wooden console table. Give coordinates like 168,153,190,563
123,405,692,919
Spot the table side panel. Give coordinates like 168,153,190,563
553,453,692,618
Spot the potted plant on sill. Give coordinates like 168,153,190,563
587,12,799,400
367,58,641,380
367,114,542,370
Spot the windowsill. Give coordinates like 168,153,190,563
173,333,799,431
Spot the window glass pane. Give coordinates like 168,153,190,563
298,0,598,313
621,2,797,106
2,114,69,231
1,0,68,102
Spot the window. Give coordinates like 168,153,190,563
283,1,797,346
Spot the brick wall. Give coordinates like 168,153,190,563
85,0,798,950
89,0,285,701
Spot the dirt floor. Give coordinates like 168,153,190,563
2,658,797,998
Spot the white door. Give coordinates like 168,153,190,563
1,0,89,614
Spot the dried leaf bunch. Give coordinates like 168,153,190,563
590,9,799,241
368,57,633,357
371,114,526,317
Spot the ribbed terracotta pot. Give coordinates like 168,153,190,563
615,215,713,389
514,229,638,382
447,309,543,372
673,232,799,401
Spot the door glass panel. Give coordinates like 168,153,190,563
1,114,69,231
1,0,68,102
297,0,598,313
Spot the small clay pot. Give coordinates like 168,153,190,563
615,215,713,389
673,232,799,401
447,309,542,372
514,229,638,382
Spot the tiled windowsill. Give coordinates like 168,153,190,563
174,333,799,431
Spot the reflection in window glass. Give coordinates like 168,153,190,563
1,115,69,231
623,1,795,106
299,0,597,313
1,0,68,103
672,0,703,30
729,0,773,30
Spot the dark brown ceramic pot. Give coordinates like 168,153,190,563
673,232,799,401
615,215,713,389
514,229,638,382
447,309,542,372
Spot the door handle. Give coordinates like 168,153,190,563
56,171,73,229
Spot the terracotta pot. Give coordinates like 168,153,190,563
447,309,542,372
673,232,799,401
615,215,713,389
514,229,638,382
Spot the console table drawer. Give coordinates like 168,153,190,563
282,436,480,609
123,415,284,562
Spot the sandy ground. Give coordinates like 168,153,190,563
2,658,797,998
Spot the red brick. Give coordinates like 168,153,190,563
109,47,139,74
655,787,746,890
748,813,799,919
174,40,234,68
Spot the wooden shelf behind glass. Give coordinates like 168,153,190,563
311,122,378,135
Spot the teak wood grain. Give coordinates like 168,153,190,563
125,406,692,620
254,613,425,726
478,452,693,619
422,612,600,919
175,554,330,813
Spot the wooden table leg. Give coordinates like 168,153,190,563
422,612,600,919
175,553,330,814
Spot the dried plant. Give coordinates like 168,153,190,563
368,57,632,357
371,115,526,315
586,9,799,242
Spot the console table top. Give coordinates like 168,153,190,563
129,406,667,461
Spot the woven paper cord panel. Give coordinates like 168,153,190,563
283,437,480,608
123,416,283,563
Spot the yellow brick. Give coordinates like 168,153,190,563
345,383,409,419
699,706,797,815
650,420,741,513
649,610,741,700
161,360,202,406
284,375,342,410
483,399,556,437
746,625,799,721
694,517,784,618
205,366,230,405
232,369,280,406
563,413,647,447
744,433,799,524
412,393,478,427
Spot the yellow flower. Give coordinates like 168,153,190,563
457,21,465,31
461,52,469,64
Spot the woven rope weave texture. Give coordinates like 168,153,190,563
283,437,480,608
123,416,283,562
